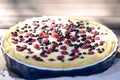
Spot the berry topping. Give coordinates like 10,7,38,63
88,51,95,55
31,38,36,42
11,32,17,37
26,32,32,37
72,49,79,53
19,38,25,42
94,36,100,40
57,36,65,41
94,43,99,47
57,55,64,60
60,46,67,50
40,54,48,57
48,58,55,61
16,46,25,51
70,36,77,41
61,51,68,55
65,39,71,45
33,44,40,49
52,42,59,47
19,31,24,34
52,30,58,38
12,40,18,44
79,30,86,34
85,40,91,44
81,44,88,49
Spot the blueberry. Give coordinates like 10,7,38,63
25,56,29,59
69,53,75,56
36,57,43,61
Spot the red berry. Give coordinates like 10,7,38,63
85,40,91,44
26,33,32,36
46,48,53,53
53,42,59,47
40,54,48,57
72,49,79,53
57,55,64,60
79,30,86,34
43,34,49,38
88,51,95,55
33,44,40,49
57,36,65,41
73,55,79,59
94,37,100,40
39,31,44,36
94,43,99,47
60,46,67,50
100,41,105,45
48,58,55,61
70,36,77,41
52,30,58,38
90,31,95,34
31,38,36,42
68,57,75,61
80,26,85,29
81,44,88,49
12,41,18,44
86,36,92,39
65,39,71,45
16,47,25,51
19,38,24,42
65,31,70,35
19,31,24,34
61,51,68,55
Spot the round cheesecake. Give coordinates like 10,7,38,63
1,16,118,79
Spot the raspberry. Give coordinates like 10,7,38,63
65,39,71,45
72,49,79,53
12,41,18,44
81,44,88,49
94,43,99,47
94,37,100,40
40,54,48,57
48,58,55,61
57,36,65,41
16,47,25,51
61,51,68,55
60,46,67,50
79,30,86,34
80,26,85,29
88,51,95,55
33,44,40,49
53,42,59,47
19,31,24,34
31,38,36,42
57,55,64,60
26,32,32,36
70,36,77,41
52,30,58,38
19,38,24,42
85,40,91,44
86,36,92,39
